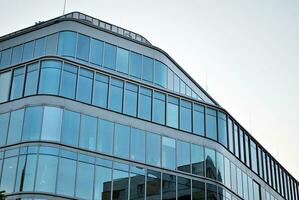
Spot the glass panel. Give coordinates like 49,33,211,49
103,43,116,70
57,158,76,196
177,140,190,173
138,87,152,120
76,162,94,199
253,181,260,200
124,83,138,116
173,74,180,93
147,170,161,199
0,71,12,103
248,177,253,200
162,137,176,170
77,68,93,103
205,147,216,180
0,48,12,68
77,33,90,61
250,140,258,173
22,41,34,61
234,123,239,158
0,156,18,193
61,109,80,146
162,173,176,200
228,118,234,153
153,91,166,125
0,112,9,146
93,73,109,108
112,167,129,200
24,63,39,96
180,80,186,95
7,108,24,144
11,45,23,65
90,38,104,66
217,152,224,184
39,60,62,95
60,63,78,99
41,107,62,142
237,168,243,197
167,96,179,128
34,37,46,57
178,176,191,199
58,31,77,57
193,104,205,136
79,114,97,151
130,166,145,200
243,172,249,200
35,155,58,193
154,60,167,87
191,144,204,176
245,134,250,167
19,155,37,192
218,112,228,147
206,108,217,140
11,67,25,99
22,106,43,141
207,183,217,200
94,165,112,200
146,132,161,167
192,180,205,200
168,69,174,90
130,128,145,162
231,163,237,193
180,100,192,132
129,52,142,78
116,47,129,74
114,123,130,159
142,56,153,82
109,78,124,112
97,119,114,155
46,33,58,55
224,157,231,189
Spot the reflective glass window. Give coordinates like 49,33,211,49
45,33,58,55
0,112,9,146
15,155,26,192
94,165,112,200
130,166,145,200
154,60,167,87
77,68,93,103
138,87,152,120
130,128,145,162
167,96,179,128
0,48,12,68
180,100,192,132
224,157,231,189
109,78,124,112
180,80,186,94
103,43,116,70
0,71,12,103
206,147,216,180
58,31,77,57
18,155,37,191
124,82,138,116
77,33,90,61
257,147,263,178
11,67,25,100
57,158,76,196
22,106,43,141
248,177,254,200
174,74,180,93
162,173,176,200
76,162,94,199
162,137,176,170
60,63,78,99
193,104,205,136
147,170,161,199
61,109,80,146
79,114,97,151
231,163,237,193
1,156,18,193
41,107,62,141
177,140,190,173
207,183,217,200
245,134,250,167
129,52,142,78
24,63,39,96
192,180,205,200
217,152,224,184
11,45,23,65
114,124,130,159
7,108,24,144
146,132,161,166
22,41,34,61
218,112,228,147
97,119,114,154
206,108,217,140
112,164,129,200
35,155,58,193
142,56,153,82
116,47,129,74
90,38,104,66
234,123,239,158
262,151,268,182
153,91,166,125
168,69,174,90
34,37,46,57
178,177,191,199
243,172,249,200
228,118,234,153
93,73,109,108
186,86,192,97
250,140,258,173
191,144,204,176
253,181,260,200
39,60,62,95
271,160,276,190
239,129,245,163
237,168,243,197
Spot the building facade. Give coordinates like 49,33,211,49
0,12,297,200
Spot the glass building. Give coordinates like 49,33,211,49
0,12,298,200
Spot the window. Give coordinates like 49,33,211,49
0,49,12,68
162,173,176,200
0,112,9,146
90,38,104,66
243,172,248,200
174,74,180,93
124,82,138,116
250,140,258,173
18,155,37,192
22,41,34,61
112,162,129,200
257,147,263,178
0,71,12,103
253,181,260,200
262,151,268,182
234,123,239,158
142,56,153,82
45,33,58,55
168,69,174,90
130,128,145,162
192,180,205,200
224,157,231,189
109,78,124,112
76,162,94,199
162,137,176,169
41,107,62,142
11,45,23,65
191,144,204,176
97,119,114,155
231,163,237,193
34,37,46,57
218,112,228,147
77,68,93,103
237,168,243,197
129,52,142,78
146,132,161,167
147,170,161,199
60,63,78,99
245,134,250,167
1,156,18,193
207,183,217,200
206,108,217,141
177,140,190,173
193,104,205,136
205,147,216,180
39,60,62,95
138,87,152,120
178,177,191,199
22,106,43,141
79,114,97,151
239,129,245,163
10,67,25,100
114,123,130,159
153,91,166,125
180,80,186,94
154,60,167,87
58,31,77,57
77,34,90,61
248,177,254,200
217,152,224,183
181,100,192,132
93,73,109,108
167,96,179,128
24,63,39,96
228,118,234,153
7,109,24,144
94,164,112,200
130,166,145,200
61,110,80,146
57,158,76,196
116,47,129,74
103,43,116,70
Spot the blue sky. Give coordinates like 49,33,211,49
1,0,298,180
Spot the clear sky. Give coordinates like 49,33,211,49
1,0,298,180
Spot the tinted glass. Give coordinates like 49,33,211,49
181,100,192,132
124,83,138,116
94,165,112,200
79,114,97,151
11,67,25,100
178,177,191,199
103,43,116,70
57,158,76,196
243,172,249,200
192,180,205,200
234,124,239,157
0,49,12,68
90,38,104,66
173,74,180,92
206,108,217,140
206,147,216,180
130,166,145,200
153,91,166,125
180,80,186,95
162,137,176,169
39,60,61,95
250,140,258,173
34,37,46,57
231,163,237,193
253,181,260,200
97,119,114,154
0,156,18,193
46,33,58,55
167,96,179,128
77,68,93,103
239,129,245,163
138,87,152,120
60,63,77,99
146,132,161,166
193,104,205,136
142,56,153,82
217,152,224,183
19,155,37,192
129,52,142,78
24,63,39,96
224,157,231,188
93,73,109,108
109,78,124,112
191,144,204,176
22,106,43,141
41,107,62,141
130,128,145,162
7,109,24,144
22,41,34,61
58,31,77,57
228,118,234,153
114,124,130,159
168,69,174,90
245,134,250,167
0,112,9,146
147,170,161,199
207,183,217,200
11,45,23,65
162,173,176,200
77,34,90,61
76,162,94,199
218,112,228,147
61,110,80,146
116,47,129,74
154,60,167,87
112,168,129,200
237,168,243,197
177,140,190,173
0,71,12,103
